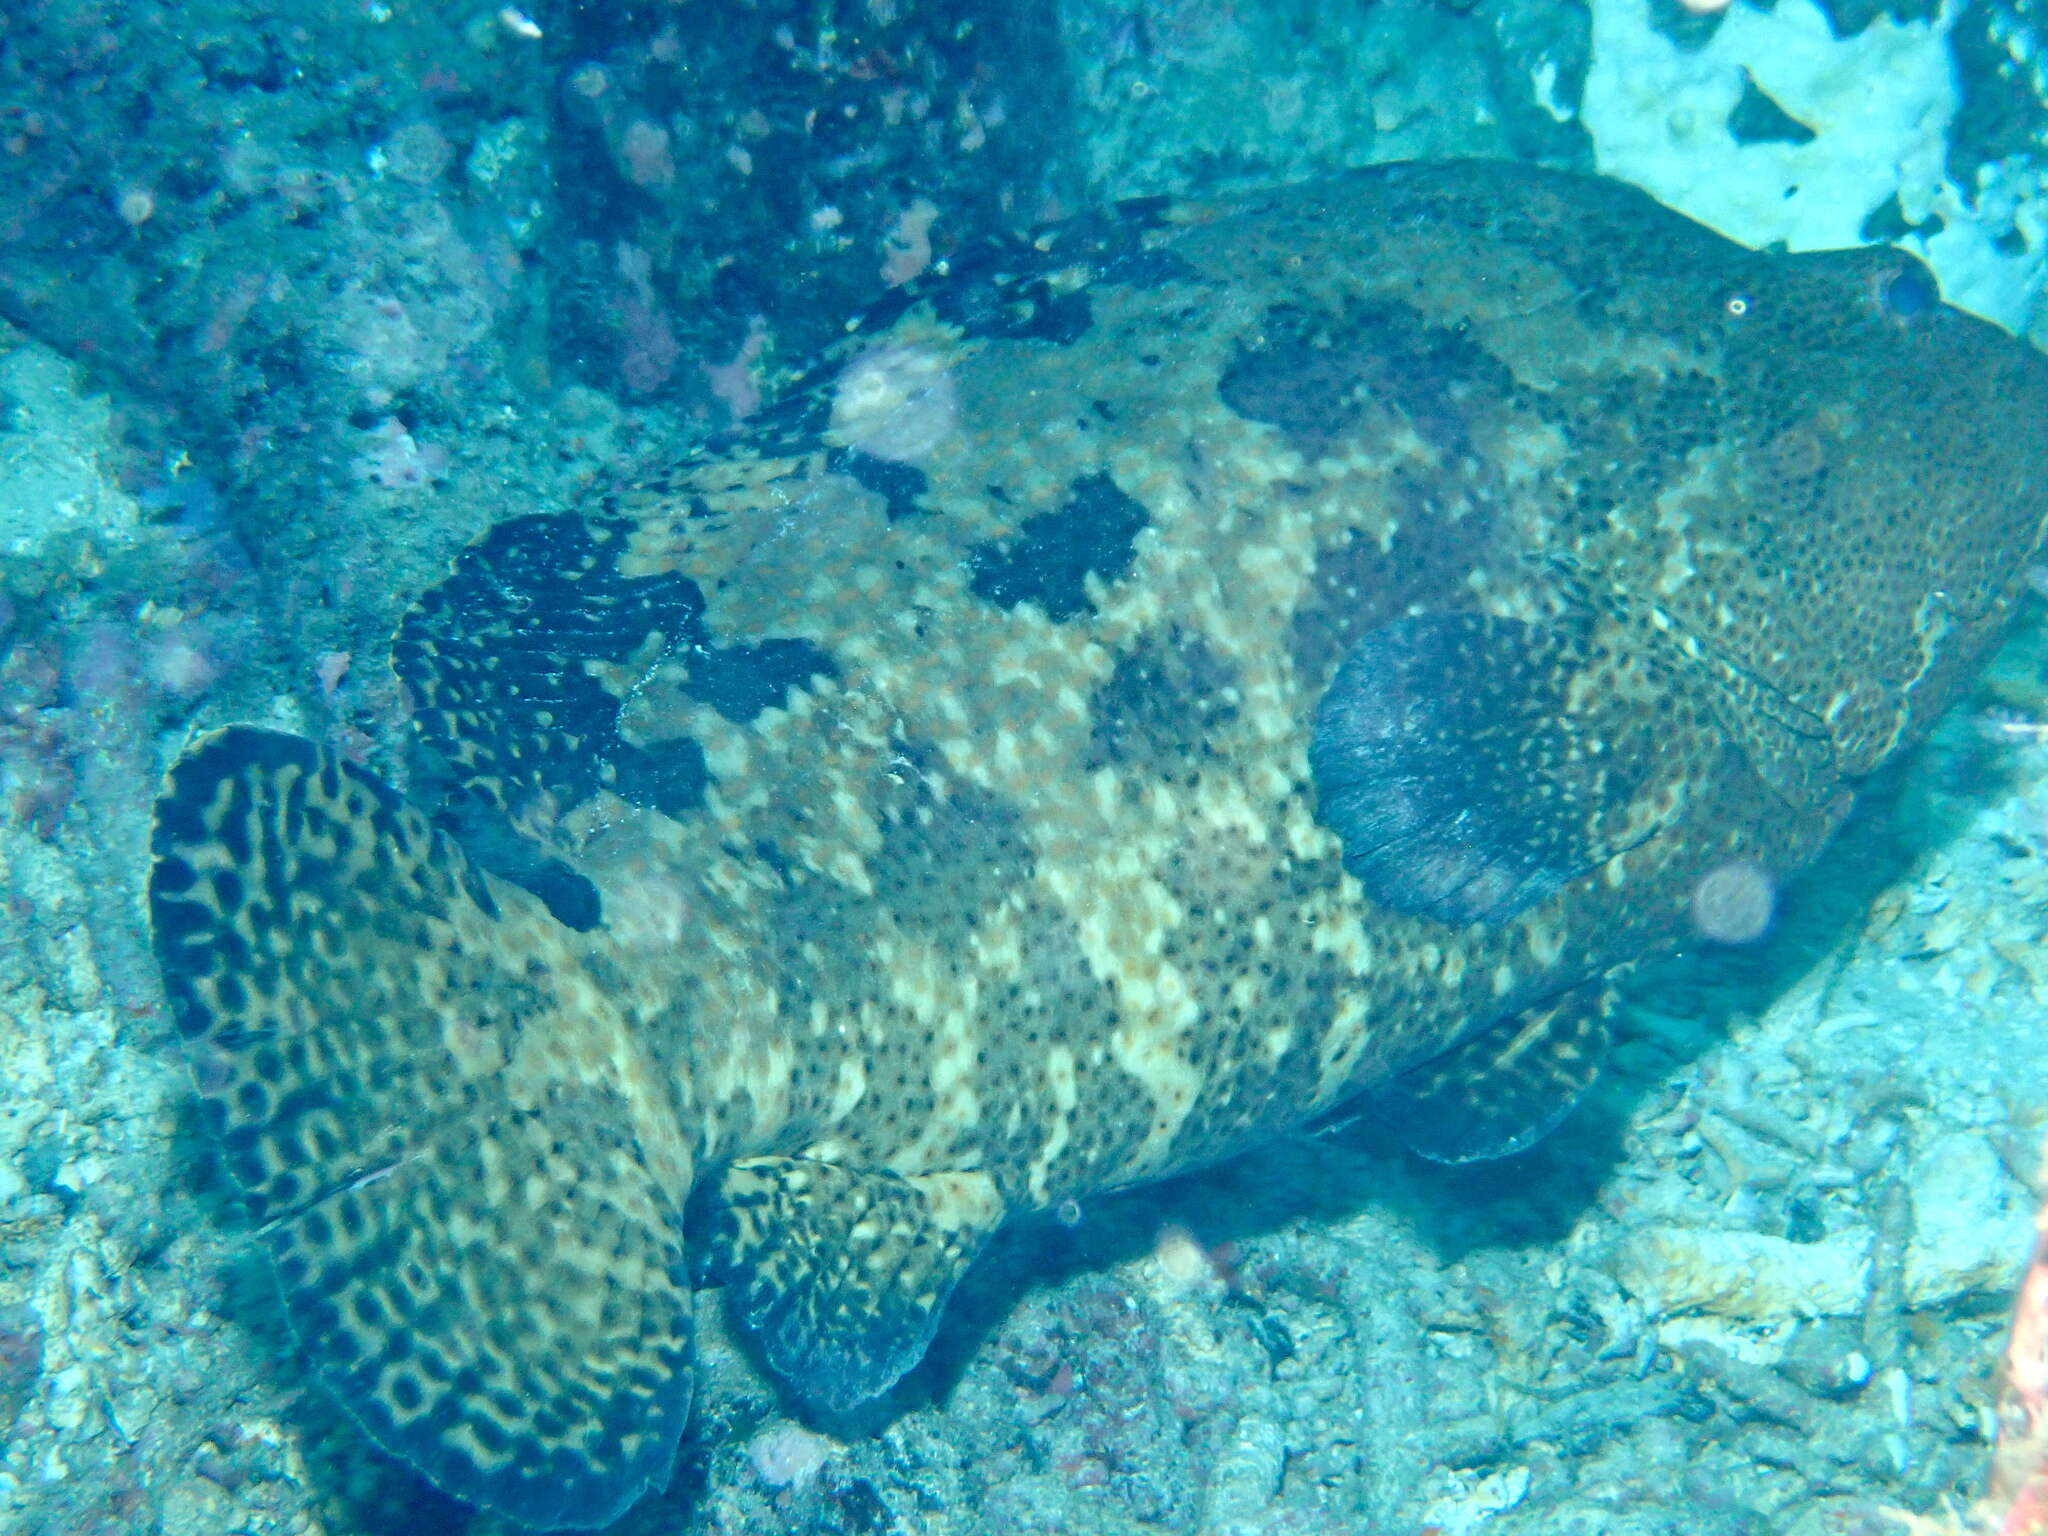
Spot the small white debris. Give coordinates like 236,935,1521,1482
1202,1412,1287,1529
747,1422,832,1490
1419,1465,1533,1535
1611,1224,1872,1319
1903,1131,2031,1305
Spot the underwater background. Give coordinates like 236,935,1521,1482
3,1,2048,1533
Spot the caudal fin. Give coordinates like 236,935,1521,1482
149,727,695,1528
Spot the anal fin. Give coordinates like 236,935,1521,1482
1382,980,1614,1163
700,1158,1005,1413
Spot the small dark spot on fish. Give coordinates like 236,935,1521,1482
828,446,930,521
967,473,1150,622
684,638,836,724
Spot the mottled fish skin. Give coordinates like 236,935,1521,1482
147,160,2048,1527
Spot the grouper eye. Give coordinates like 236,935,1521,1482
1878,260,1939,319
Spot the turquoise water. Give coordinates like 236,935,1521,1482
0,3,2045,1533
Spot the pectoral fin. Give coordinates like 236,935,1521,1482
1382,980,1615,1163
1309,613,1700,926
701,1158,1005,1412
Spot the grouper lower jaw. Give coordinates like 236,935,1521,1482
146,159,2048,1527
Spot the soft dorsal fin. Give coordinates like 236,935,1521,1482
700,1158,1005,1412
1381,980,1615,1163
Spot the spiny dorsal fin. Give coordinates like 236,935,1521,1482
702,1158,1005,1413
1383,980,1615,1163
149,727,695,1529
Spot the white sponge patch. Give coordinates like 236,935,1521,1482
1579,0,2045,338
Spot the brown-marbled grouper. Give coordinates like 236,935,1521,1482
148,159,2048,1527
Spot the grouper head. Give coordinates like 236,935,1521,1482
1576,235,2048,783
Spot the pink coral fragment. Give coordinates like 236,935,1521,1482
355,418,450,490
